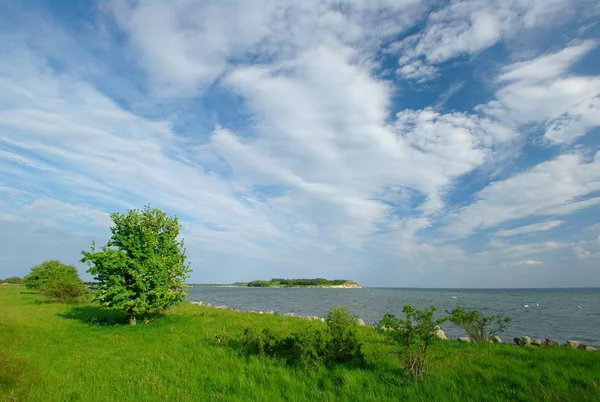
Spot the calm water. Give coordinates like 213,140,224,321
187,287,600,345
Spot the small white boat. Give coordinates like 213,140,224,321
524,304,529,308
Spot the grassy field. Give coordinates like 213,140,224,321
1,285,599,402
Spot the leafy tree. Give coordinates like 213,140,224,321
447,306,511,344
81,205,191,326
377,305,447,380
23,260,80,290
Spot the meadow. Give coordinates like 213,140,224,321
1,285,599,402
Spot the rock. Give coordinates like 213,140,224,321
215,305,228,310
320,318,326,322
566,340,581,349
248,310,257,314
435,329,448,340
490,335,502,344
305,316,313,321
543,338,559,347
258,311,264,315
458,336,471,343
585,346,597,352
265,310,275,315
514,336,531,346
206,303,213,308
357,318,366,327
283,312,295,317
531,339,542,347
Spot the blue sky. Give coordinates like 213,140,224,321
1,0,600,287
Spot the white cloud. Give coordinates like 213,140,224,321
517,259,543,266
495,220,564,237
480,40,600,143
394,0,574,81
448,152,600,235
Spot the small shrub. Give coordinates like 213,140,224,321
285,328,330,370
377,305,446,380
241,306,365,370
0,277,23,285
23,260,81,290
242,327,282,358
40,278,87,303
325,306,364,365
448,306,511,344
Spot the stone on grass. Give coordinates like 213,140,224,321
566,340,581,349
531,339,542,347
458,336,471,343
490,335,502,344
543,339,559,347
514,336,531,346
357,318,366,327
435,329,448,341
585,346,597,352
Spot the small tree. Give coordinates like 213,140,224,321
377,305,446,380
325,306,364,365
81,205,191,326
23,260,81,290
448,306,511,344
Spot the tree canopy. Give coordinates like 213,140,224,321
23,260,80,290
81,205,191,325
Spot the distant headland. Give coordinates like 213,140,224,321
245,278,362,288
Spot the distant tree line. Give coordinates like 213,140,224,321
0,276,23,284
247,278,351,287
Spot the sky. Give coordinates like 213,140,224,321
1,0,599,288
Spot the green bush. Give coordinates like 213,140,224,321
325,306,364,365
377,305,447,380
23,260,81,290
242,306,365,370
0,276,22,284
40,278,87,303
448,306,511,344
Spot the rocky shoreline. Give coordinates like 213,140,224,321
189,301,597,351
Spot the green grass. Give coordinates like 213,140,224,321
1,286,599,401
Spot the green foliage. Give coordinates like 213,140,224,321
40,278,87,303
247,278,356,287
448,306,512,344
242,306,364,370
23,260,80,290
377,305,447,380
0,276,22,284
2,286,600,402
80,205,191,325
325,306,364,365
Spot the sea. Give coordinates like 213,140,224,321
188,287,600,345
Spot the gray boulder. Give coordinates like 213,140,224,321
543,338,559,347
265,310,275,315
284,312,295,317
490,335,502,344
585,346,597,352
435,329,448,340
458,336,471,343
566,340,581,349
514,336,531,346
357,318,366,327
531,339,542,347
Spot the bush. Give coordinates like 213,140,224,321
0,276,22,284
242,306,365,370
40,278,87,303
377,305,446,380
448,306,511,344
23,260,81,290
325,306,364,365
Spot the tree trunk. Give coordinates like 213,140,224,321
129,314,137,326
